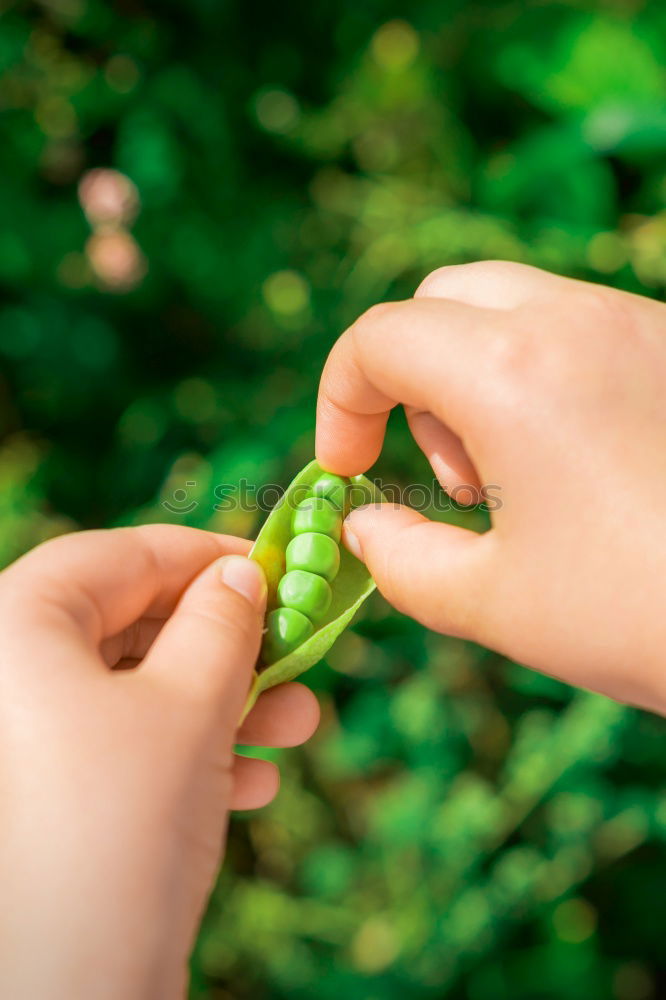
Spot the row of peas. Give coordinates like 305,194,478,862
261,473,349,663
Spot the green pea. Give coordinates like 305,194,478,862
244,459,385,721
278,569,332,622
311,473,348,511
292,496,342,541
262,607,314,663
286,531,340,583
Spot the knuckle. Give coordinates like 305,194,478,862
416,260,522,297
14,531,79,570
475,259,539,282
571,286,642,350
484,326,536,384
574,286,619,328
487,286,629,407
343,302,405,386
0,532,86,601
415,264,460,297
481,320,578,421
350,301,399,341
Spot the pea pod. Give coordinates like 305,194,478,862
241,459,385,721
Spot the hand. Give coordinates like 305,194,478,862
316,261,666,714
0,525,319,999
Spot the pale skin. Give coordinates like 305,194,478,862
317,261,666,714
0,525,319,998
3,261,665,997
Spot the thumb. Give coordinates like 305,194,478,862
343,504,494,641
141,554,266,732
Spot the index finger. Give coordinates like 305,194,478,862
3,524,250,643
315,297,504,476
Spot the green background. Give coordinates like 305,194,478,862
2,0,666,996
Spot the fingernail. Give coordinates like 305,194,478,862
342,515,364,561
219,556,267,606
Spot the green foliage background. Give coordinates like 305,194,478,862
2,0,666,997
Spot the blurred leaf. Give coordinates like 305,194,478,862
2,2,666,997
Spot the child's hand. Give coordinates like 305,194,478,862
0,525,319,998
317,261,666,713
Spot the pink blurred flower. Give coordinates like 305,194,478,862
85,230,147,291
78,168,139,228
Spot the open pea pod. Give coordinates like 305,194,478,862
241,459,385,721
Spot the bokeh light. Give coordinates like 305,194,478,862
370,20,420,71
78,168,140,229
85,230,146,291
